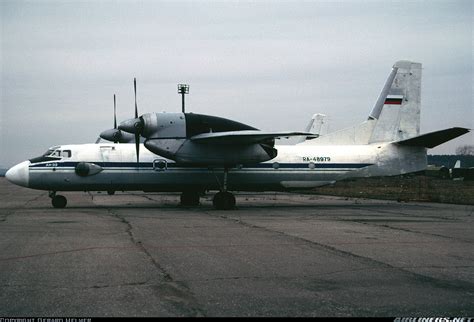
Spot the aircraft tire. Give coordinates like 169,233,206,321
180,191,200,206
107,190,115,195
213,191,236,210
52,195,67,208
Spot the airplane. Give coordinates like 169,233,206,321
5,60,470,210
296,113,327,143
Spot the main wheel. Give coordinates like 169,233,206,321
52,195,67,208
180,191,200,206
213,191,236,210
107,190,115,195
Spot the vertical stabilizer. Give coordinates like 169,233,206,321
369,61,422,143
454,160,461,168
296,114,327,143
299,61,422,146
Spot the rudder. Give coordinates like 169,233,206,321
369,61,422,143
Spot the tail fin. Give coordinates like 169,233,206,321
296,113,327,143
300,60,422,146
454,160,461,169
369,61,422,143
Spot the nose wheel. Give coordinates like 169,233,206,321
49,191,67,208
212,168,236,210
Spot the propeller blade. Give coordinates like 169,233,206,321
113,94,119,143
113,94,117,129
133,78,139,166
134,78,138,119
135,133,140,166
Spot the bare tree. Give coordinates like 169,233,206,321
455,145,474,155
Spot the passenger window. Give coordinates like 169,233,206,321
62,150,71,158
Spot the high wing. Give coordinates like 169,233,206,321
117,111,318,164
190,130,317,145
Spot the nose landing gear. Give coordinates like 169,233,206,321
49,191,67,208
212,168,236,210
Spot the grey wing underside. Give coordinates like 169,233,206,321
190,130,317,145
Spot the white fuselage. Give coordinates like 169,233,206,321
6,142,427,192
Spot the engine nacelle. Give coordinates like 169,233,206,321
140,112,259,139
100,129,136,143
144,139,186,160
122,112,277,165
145,138,277,165
141,113,187,139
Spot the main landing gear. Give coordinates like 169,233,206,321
212,168,236,210
213,191,235,210
49,191,67,208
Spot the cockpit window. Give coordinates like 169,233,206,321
29,149,66,164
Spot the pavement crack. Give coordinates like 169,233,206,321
352,219,473,243
1,280,159,291
0,194,43,223
208,211,474,293
173,263,474,283
0,246,134,262
105,208,206,317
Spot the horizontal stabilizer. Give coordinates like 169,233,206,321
395,127,470,148
191,130,316,145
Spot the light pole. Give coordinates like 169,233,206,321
178,84,189,113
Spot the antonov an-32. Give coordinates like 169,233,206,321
5,61,470,209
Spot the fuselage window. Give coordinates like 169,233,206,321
62,150,71,158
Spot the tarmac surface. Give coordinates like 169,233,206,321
0,177,473,317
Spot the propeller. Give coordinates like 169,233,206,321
99,94,123,143
118,78,146,165
112,94,119,143
134,78,138,119
114,94,117,130
134,78,140,165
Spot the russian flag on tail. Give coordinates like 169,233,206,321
384,94,403,105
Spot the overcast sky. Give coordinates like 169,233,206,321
1,0,472,167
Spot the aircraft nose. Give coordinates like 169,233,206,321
5,161,30,187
